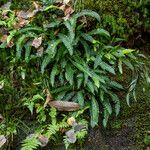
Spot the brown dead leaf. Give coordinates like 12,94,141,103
48,101,80,111
67,117,76,126
59,4,74,20
27,10,39,18
0,114,5,123
0,28,8,35
1,2,11,10
0,35,8,43
59,4,66,11
7,40,14,48
44,89,53,107
33,1,40,10
64,6,74,18
66,129,76,143
37,46,44,57
32,37,42,49
63,0,70,5
0,135,7,148
14,18,29,29
38,135,48,147
16,10,28,19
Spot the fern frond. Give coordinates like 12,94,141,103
50,64,59,87
46,40,60,57
21,136,40,150
16,33,35,59
58,33,73,55
64,20,75,43
73,10,100,22
41,55,51,73
65,64,74,85
77,91,84,108
24,42,32,63
90,96,99,127
103,109,109,127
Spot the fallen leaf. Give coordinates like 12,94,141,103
66,129,76,143
1,2,11,10
48,101,80,111
16,10,28,19
14,18,29,29
63,0,70,5
59,4,66,11
64,6,74,17
55,0,63,3
0,114,5,123
67,117,76,126
33,1,40,10
44,89,53,107
38,135,48,147
7,40,14,48
0,135,7,148
74,124,86,132
32,37,42,49
27,10,39,18
0,35,8,43
37,46,44,57
59,4,74,20
0,28,8,35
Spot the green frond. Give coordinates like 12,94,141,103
21,136,40,150
90,96,99,127
50,64,59,87
58,33,73,55
73,10,100,22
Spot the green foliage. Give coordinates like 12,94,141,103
21,135,41,150
0,1,149,149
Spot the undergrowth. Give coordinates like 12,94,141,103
0,1,149,149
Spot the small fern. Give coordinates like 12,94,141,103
21,135,41,150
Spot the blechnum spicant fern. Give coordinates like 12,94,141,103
0,2,148,130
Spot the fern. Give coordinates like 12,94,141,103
21,135,40,150
50,64,59,87
65,64,74,85
64,20,75,43
90,96,99,127
77,91,84,108
73,10,100,22
58,33,73,55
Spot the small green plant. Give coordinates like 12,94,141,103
0,1,149,149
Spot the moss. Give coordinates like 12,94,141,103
74,0,150,38
108,77,150,149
